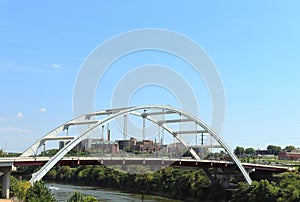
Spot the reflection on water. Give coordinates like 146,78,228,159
46,183,181,202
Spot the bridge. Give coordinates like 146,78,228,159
0,156,292,173
0,105,294,199
0,156,292,198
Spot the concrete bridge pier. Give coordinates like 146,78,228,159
247,168,255,174
0,167,11,199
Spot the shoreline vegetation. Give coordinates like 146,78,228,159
45,165,216,201
19,165,220,201
9,144,300,201
46,181,182,202
16,164,300,202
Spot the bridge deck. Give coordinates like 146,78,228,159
0,157,293,173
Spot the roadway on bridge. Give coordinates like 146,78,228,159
0,156,293,173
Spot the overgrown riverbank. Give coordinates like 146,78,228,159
48,166,217,201
20,165,224,201
17,165,300,201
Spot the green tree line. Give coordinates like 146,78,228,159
231,171,300,202
234,145,296,157
10,177,98,202
17,164,300,201
43,165,218,201
10,178,56,202
44,165,300,201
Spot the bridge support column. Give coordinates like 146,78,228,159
247,168,255,174
203,168,216,184
1,167,11,199
222,174,230,188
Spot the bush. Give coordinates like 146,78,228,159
26,180,56,202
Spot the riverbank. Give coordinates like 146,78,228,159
46,182,182,202
46,180,184,202
16,165,300,201
42,165,215,201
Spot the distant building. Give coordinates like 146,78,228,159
134,140,154,152
78,137,156,154
59,141,71,150
117,138,137,150
142,140,154,152
256,149,269,156
117,137,154,152
167,142,185,157
78,138,101,150
91,142,119,154
59,141,65,149
278,149,300,161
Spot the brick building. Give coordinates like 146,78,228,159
278,149,300,161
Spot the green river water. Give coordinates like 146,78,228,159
46,183,182,202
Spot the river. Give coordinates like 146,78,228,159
46,183,182,202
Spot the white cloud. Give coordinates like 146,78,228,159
39,107,47,113
17,112,23,119
52,64,60,69
0,125,34,134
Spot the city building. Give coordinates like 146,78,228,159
133,139,154,152
91,142,119,154
167,142,185,156
58,141,71,150
117,138,137,150
278,149,300,161
78,138,101,151
256,149,272,157
117,138,155,152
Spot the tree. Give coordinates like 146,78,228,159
248,180,279,202
234,146,245,157
58,166,72,180
10,176,31,202
232,180,279,202
267,145,281,155
67,191,98,202
231,182,250,202
245,148,255,156
277,172,300,201
209,183,225,201
67,191,84,202
83,196,98,202
26,180,56,202
284,145,296,152
40,149,59,157
46,169,57,180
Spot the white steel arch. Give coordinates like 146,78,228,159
23,105,252,185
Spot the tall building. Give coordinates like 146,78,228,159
78,138,100,150
117,138,137,150
91,142,119,154
117,138,154,152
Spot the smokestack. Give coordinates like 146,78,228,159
107,129,111,142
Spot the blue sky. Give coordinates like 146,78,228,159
1,1,300,152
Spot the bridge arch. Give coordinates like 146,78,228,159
22,105,252,185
